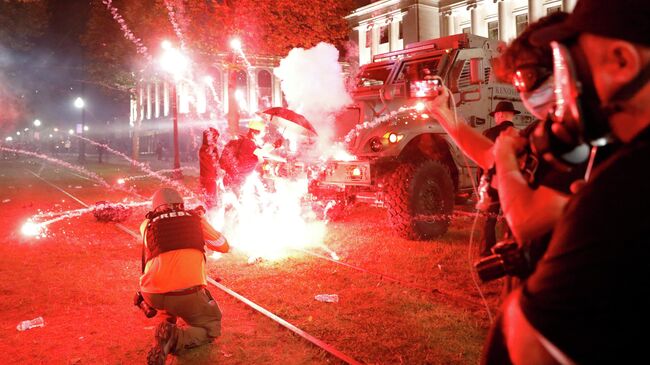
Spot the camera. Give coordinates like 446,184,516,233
474,240,536,282
411,78,444,99
133,291,157,318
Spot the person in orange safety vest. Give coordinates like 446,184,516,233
139,187,229,365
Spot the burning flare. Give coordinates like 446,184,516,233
208,173,330,261
21,221,45,238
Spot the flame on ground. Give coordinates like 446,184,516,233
207,173,331,261
21,220,45,238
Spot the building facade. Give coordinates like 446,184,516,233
347,0,577,65
130,54,285,154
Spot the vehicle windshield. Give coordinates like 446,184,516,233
395,58,441,82
356,65,392,87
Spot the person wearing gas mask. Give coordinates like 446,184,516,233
427,12,574,248
495,0,650,363
219,117,267,192
139,188,230,365
199,127,220,209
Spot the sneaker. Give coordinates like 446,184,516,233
147,322,176,365
146,345,166,365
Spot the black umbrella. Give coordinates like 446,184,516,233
261,107,318,136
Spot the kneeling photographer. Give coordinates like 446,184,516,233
136,188,230,365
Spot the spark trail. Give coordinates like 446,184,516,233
71,135,197,200
22,201,150,238
163,0,187,50
101,0,151,60
0,147,111,188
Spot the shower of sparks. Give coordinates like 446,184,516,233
101,0,151,60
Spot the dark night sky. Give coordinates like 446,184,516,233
12,0,373,135
23,0,125,132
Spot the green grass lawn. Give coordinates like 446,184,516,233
0,156,503,364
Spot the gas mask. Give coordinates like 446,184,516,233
513,62,555,120
520,76,555,120
532,39,650,173
528,40,614,174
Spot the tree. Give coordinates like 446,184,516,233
0,0,49,51
0,0,49,132
81,0,356,90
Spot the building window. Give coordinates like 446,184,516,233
547,5,562,14
462,26,471,34
398,21,403,40
379,25,389,44
488,21,498,40
365,29,372,48
257,70,273,110
516,14,528,36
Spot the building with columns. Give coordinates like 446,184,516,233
129,54,285,154
347,0,577,65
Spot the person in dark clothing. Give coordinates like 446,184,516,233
199,128,220,209
219,118,266,192
479,101,519,256
156,142,163,161
496,0,650,363
97,139,107,163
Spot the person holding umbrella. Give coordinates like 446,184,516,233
219,117,267,192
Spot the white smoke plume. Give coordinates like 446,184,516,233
273,42,352,149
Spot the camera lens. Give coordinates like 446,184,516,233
475,255,507,282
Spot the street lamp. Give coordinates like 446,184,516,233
229,38,242,52
227,37,243,134
74,97,85,109
74,96,86,163
33,119,42,127
159,40,188,180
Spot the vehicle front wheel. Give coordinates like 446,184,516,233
384,160,455,240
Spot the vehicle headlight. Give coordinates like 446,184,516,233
382,132,404,144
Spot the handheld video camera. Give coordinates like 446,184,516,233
411,78,444,99
133,291,157,318
474,240,534,283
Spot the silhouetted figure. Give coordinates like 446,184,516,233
156,142,163,161
199,128,220,208
219,119,266,193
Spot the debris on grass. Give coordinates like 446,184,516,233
314,294,339,303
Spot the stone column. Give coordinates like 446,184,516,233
441,10,454,36
498,0,506,41
154,81,160,118
528,0,542,22
469,3,480,36
249,69,257,113
562,0,576,12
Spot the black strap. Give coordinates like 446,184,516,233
141,231,146,274
609,62,650,103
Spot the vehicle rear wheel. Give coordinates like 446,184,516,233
384,160,454,240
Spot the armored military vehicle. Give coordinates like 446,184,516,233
312,33,533,240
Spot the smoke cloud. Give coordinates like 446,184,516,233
273,42,351,149
0,44,23,134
